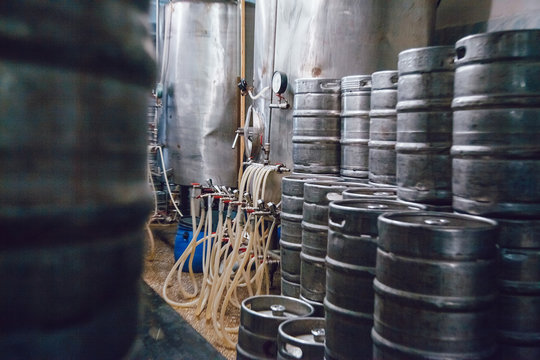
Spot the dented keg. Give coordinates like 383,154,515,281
277,317,325,360
292,78,341,174
237,295,314,360
280,175,338,298
496,218,540,357
369,71,398,185
340,75,372,178
396,46,455,204
325,199,425,360
342,187,397,200
373,212,498,359
300,180,367,315
452,30,540,217
0,1,153,359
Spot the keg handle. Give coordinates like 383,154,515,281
456,46,466,60
367,204,388,209
424,218,451,226
328,218,346,229
319,81,340,91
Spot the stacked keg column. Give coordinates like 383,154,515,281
324,199,425,360
368,71,398,185
292,78,341,174
280,175,336,298
396,46,455,207
451,30,540,358
299,180,367,315
372,212,499,359
340,75,372,179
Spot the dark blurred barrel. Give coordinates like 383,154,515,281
496,218,540,358
340,75,371,179
292,78,341,174
300,180,366,315
373,212,498,359
342,187,397,200
237,295,314,360
277,317,325,360
0,2,153,359
452,30,540,217
281,174,338,298
396,46,455,205
325,199,425,360
369,71,398,185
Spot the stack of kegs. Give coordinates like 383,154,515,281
451,30,540,359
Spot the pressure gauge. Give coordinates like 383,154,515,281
272,71,288,95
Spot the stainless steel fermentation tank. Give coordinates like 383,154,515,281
161,0,239,187
251,0,437,170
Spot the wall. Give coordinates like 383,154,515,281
434,0,540,45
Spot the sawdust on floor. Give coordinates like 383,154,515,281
142,224,280,360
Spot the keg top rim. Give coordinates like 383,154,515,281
398,45,456,74
379,211,498,230
304,180,367,188
241,295,314,319
278,317,326,346
283,174,340,182
343,187,397,195
455,29,540,64
330,199,426,212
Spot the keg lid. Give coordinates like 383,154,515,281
455,29,540,65
371,71,398,90
329,199,426,236
378,212,498,259
341,75,372,92
304,181,370,204
295,78,341,94
398,45,455,74
278,318,325,359
240,295,314,337
343,187,397,199
282,175,341,196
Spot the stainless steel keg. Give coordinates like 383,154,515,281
281,175,339,298
340,75,372,178
342,187,397,200
300,180,367,315
237,295,314,360
0,2,153,358
396,46,455,204
325,199,425,360
277,317,325,360
496,218,540,357
452,30,540,217
369,71,398,185
292,78,341,174
373,212,498,359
